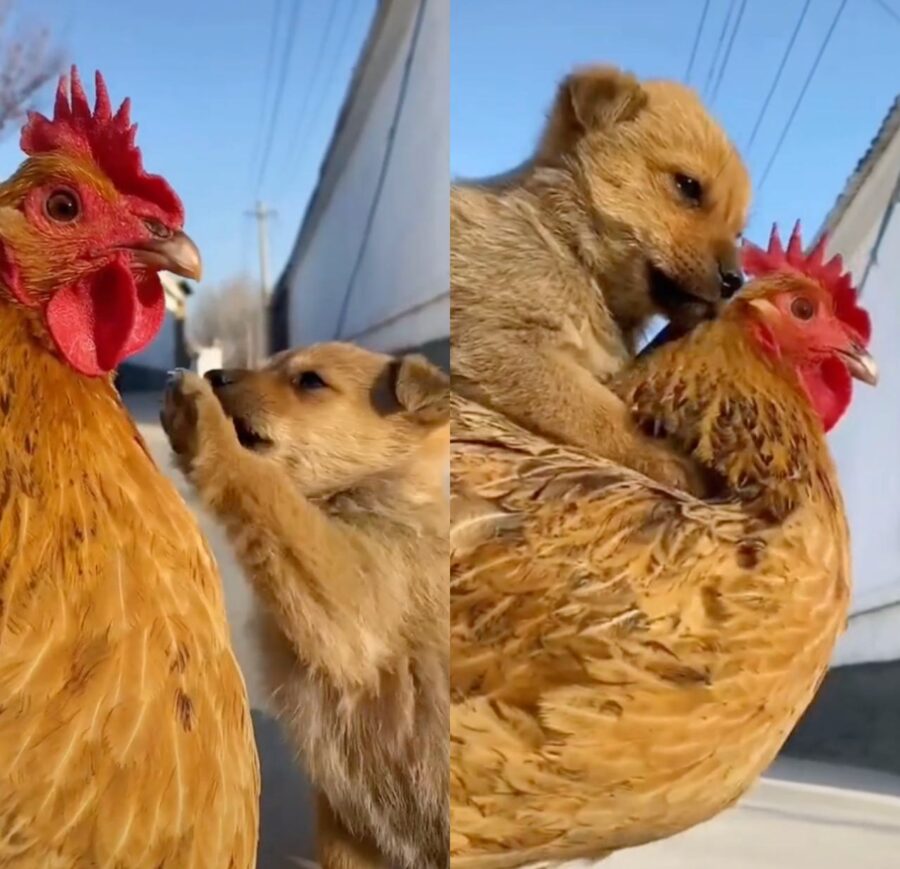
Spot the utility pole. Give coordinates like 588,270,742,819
245,201,277,365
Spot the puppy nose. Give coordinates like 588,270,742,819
204,369,233,388
719,269,744,298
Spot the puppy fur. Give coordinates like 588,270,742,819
451,65,751,492
160,344,449,869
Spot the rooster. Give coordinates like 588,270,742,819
0,69,259,867
449,225,876,867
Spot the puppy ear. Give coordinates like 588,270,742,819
391,355,449,426
537,65,647,159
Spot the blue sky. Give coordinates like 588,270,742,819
2,2,896,300
0,0,376,289
451,0,900,247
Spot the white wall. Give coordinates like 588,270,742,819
828,204,900,666
826,128,900,279
284,0,448,354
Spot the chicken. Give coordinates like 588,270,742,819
0,69,259,867
449,224,876,868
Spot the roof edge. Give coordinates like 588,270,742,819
815,95,900,243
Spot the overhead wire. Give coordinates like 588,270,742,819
744,0,813,154
684,0,712,84
703,0,736,98
280,0,345,183
286,0,363,188
256,0,305,193
248,0,285,185
870,0,900,26
710,0,748,104
757,0,849,195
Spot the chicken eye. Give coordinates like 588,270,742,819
791,297,815,321
674,173,703,206
44,189,81,223
144,218,173,239
294,371,327,391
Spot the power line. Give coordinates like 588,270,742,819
286,0,362,188
256,0,305,193
248,0,285,184
871,0,900,26
684,0,712,84
281,0,344,181
758,0,849,195
744,0,813,154
703,0,736,98
710,0,748,104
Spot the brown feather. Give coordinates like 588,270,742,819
0,305,259,867
450,311,851,866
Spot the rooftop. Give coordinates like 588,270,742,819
816,95,900,240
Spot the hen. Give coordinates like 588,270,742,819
450,225,876,867
0,69,259,866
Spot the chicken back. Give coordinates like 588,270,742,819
450,224,875,867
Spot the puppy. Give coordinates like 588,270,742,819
451,64,751,492
160,343,449,869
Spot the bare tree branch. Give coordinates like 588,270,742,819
187,276,263,368
0,1,64,141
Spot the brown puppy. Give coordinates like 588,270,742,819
160,344,449,869
451,64,751,492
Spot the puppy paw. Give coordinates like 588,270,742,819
634,445,706,497
161,369,237,468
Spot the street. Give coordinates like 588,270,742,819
127,392,900,869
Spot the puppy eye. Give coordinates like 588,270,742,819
294,371,327,391
674,173,703,205
44,188,81,223
791,297,815,320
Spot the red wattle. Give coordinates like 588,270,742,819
797,357,853,433
123,271,166,356
45,259,165,376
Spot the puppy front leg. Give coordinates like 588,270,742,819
456,334,705,494
161,372,396,686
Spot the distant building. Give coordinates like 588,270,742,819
783,96,900,774
269,0,448,369
118,272,193,390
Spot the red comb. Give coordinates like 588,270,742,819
20,67,183,225
742,221,871,345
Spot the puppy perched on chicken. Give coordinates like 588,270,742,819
452,64,751,491
161,343,449,869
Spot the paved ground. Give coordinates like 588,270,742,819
126,391,900,869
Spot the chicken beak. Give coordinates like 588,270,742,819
747,298,780,320
839,343,879,386
125,231,203,281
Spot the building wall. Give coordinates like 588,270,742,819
782,129,900,774
117,274,189,391
829,205,900,666
823,126,900,279
279,0,448,360
129,310,177,372
117,310,178,391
